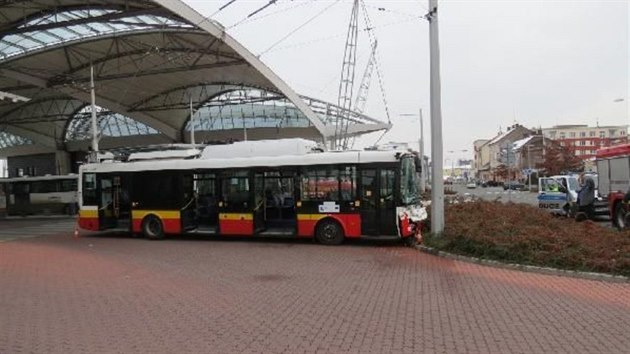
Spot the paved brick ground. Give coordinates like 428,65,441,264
1,221,630,353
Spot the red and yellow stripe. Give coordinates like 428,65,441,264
78,209,99,231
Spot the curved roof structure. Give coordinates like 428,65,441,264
0,0,390,156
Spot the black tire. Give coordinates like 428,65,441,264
315,219,344,245
142,215,165,240
614,203,628,230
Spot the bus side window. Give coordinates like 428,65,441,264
340,166,356,201
302,168,339,201
222,171,249,205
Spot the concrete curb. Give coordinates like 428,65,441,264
415,244,630,283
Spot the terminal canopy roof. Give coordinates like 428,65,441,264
0,0,389,155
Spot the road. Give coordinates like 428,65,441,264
0,218,629,353
449,184,539,205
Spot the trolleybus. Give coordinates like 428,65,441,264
0,174,78,217
77,139,426,245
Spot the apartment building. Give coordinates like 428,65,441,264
542,125,629,160
474,124,533,181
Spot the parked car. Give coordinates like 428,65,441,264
485,180,500,187
466,182,477,189
504,181,525,190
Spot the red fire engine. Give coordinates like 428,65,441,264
596,143,630,229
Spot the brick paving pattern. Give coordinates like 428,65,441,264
0,220,629,353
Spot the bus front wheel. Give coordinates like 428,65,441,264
142,215,165,240
315,219,344,245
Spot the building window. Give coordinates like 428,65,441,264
589,131,596,137
621,131,627,136
559,133,566,139
560,142,565,146
600,131,606,138
580,132,586,137
549,131,556,139
575,150,581,155
609,129,616,137
569,132,576,138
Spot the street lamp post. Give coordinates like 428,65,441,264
400,110,427,192
527,144,532,192
427,0,444,235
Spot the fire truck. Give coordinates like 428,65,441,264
596,143,630,229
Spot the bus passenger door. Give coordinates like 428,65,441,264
12,182,30,215
219,171,253,235
379,168,397,236
99,176,116,229
194,173,219,233
98,175,131,230
253,171,296,236
359,168,397,236
359,169,378,235
180,174,196,232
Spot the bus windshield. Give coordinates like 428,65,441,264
400,156,420,205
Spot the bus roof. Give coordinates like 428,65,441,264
0,174,77,183
596,143,630,159
79,149,410,174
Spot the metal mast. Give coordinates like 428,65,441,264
334,0,360,150
90,64,99,159
353,40,377,116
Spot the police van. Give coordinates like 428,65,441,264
537,175,579,215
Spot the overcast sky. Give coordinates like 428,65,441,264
184,0,628,160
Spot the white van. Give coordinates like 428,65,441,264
537,175,579,215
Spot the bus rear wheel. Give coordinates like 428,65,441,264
615,203,628,230
142,215,165,240
315,219,344,245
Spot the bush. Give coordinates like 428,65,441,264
423,201,630,276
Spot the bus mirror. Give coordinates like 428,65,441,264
296,201,302,207
354,200,360,207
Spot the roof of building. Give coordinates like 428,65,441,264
512,136,534,151
487,124,530,145
0,0,390,156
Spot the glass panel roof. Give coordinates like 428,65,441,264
0,130,33,149
65,105,158,142
0,9,193,59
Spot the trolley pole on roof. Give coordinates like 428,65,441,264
90,64,99,157
427,0,444,235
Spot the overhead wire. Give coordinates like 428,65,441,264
228,0,316,29
257,0,342,57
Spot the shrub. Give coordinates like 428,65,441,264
423,201,630,276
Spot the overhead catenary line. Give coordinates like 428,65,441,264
258,0,342,57
247,0,279,19
228,0,317,29
206,0,239,19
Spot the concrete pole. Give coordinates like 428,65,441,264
190,96,195,145
428,0,444,235
419,108,426,193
